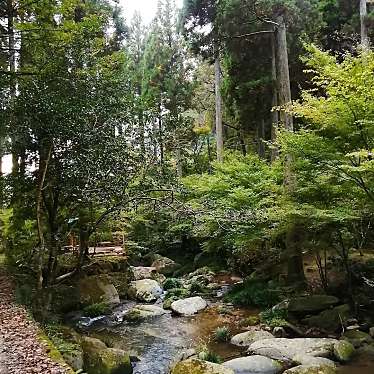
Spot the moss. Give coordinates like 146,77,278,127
172,359,229,374
83,303,110,317
334,340,355,363
37,330,75,374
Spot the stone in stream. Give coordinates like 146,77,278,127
222,355,283,374
79,275,120,305
128,279,163,302
151,256,180,276
288,295,339,314
81,336,132,374
333,340,355,362
172,359,234,374
171,296,207,316
282,364,337,374
292,354,336,367
123,304,169,322
302,304,350,332
230,330,274,347
248,338,341,364
342,329,373,347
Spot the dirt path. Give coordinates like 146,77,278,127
0,273,68,374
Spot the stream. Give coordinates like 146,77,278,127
71,275,374,374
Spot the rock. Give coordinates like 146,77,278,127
288,295,339,314
128,279,163,302
79,275,120,305
283,364,337,374
370,327,374,338
273,327,286,338
124,304,168,322
302,304,350,332
81,337,132,374
172,359,234,374
292,354,336,367
130,266,156,280
223,355,283,374
171,296,207,316
272,300,289,313
151,256,180,275
248,338,339,363
63,349,84,372
342,330,373,348
230,330,274,347
333,340,354,362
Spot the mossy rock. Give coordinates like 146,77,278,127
107,272,130,298
172,359,234,374
79,275,120,306
288,295,339,314
165,287,190,300
342,330,373,348
50,285,80,313
333,340,355,363
302,304,350,332
82,337,132,374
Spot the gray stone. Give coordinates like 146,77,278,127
171,296,207,316
151,256,180,275
302,304,350,332
79,275,120,305
292,354,336,367
128,279,163,302
248,338,339,363
272,327,286,338
172,359,234,374
283,364,337,374
230,330,274,347
223,355,283,374
130,266,157,280
124,304,168,321
288,295,339,314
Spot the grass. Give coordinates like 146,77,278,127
82,302,110,317
213,326,231,342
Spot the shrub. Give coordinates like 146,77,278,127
213,326,231,342
163,278,182,290
260,308,288,328
225,279,281,307
82,302,110,317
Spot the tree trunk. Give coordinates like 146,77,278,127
360,0,369,49
276,15,305,285
36,144,53,290
257,120,266,159
175,147,183,177
271,31,280,162
215,54,224,162
275,15,293,132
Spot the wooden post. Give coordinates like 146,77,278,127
360,0,369,49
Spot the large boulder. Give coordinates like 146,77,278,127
302,304,350,332
79,276,120,305
81,337,132,374
223,356,282,374
288,295,339,314
172,359,234,374
342,330,373,348
130,266,157,280
128,279,163,302
333,340,355,362
282,364,337,374
248,338,339,363
171,296,207,316
230,330,274,347
123,304,168,322
151,256,180,275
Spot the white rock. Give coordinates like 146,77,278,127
223,355,283,374
171,296,207,316
230,330,273,347
129,279,163,302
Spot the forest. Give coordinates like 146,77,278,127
0,0,373,374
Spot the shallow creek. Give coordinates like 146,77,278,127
75,275,374,374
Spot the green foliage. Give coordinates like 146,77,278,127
259,308,288,328
82,303,110,318
163,278,182,290
213,326,231,342
44,324,81,357
225,279,282,307
196,342,223,364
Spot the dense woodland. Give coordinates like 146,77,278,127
0,1,374,373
